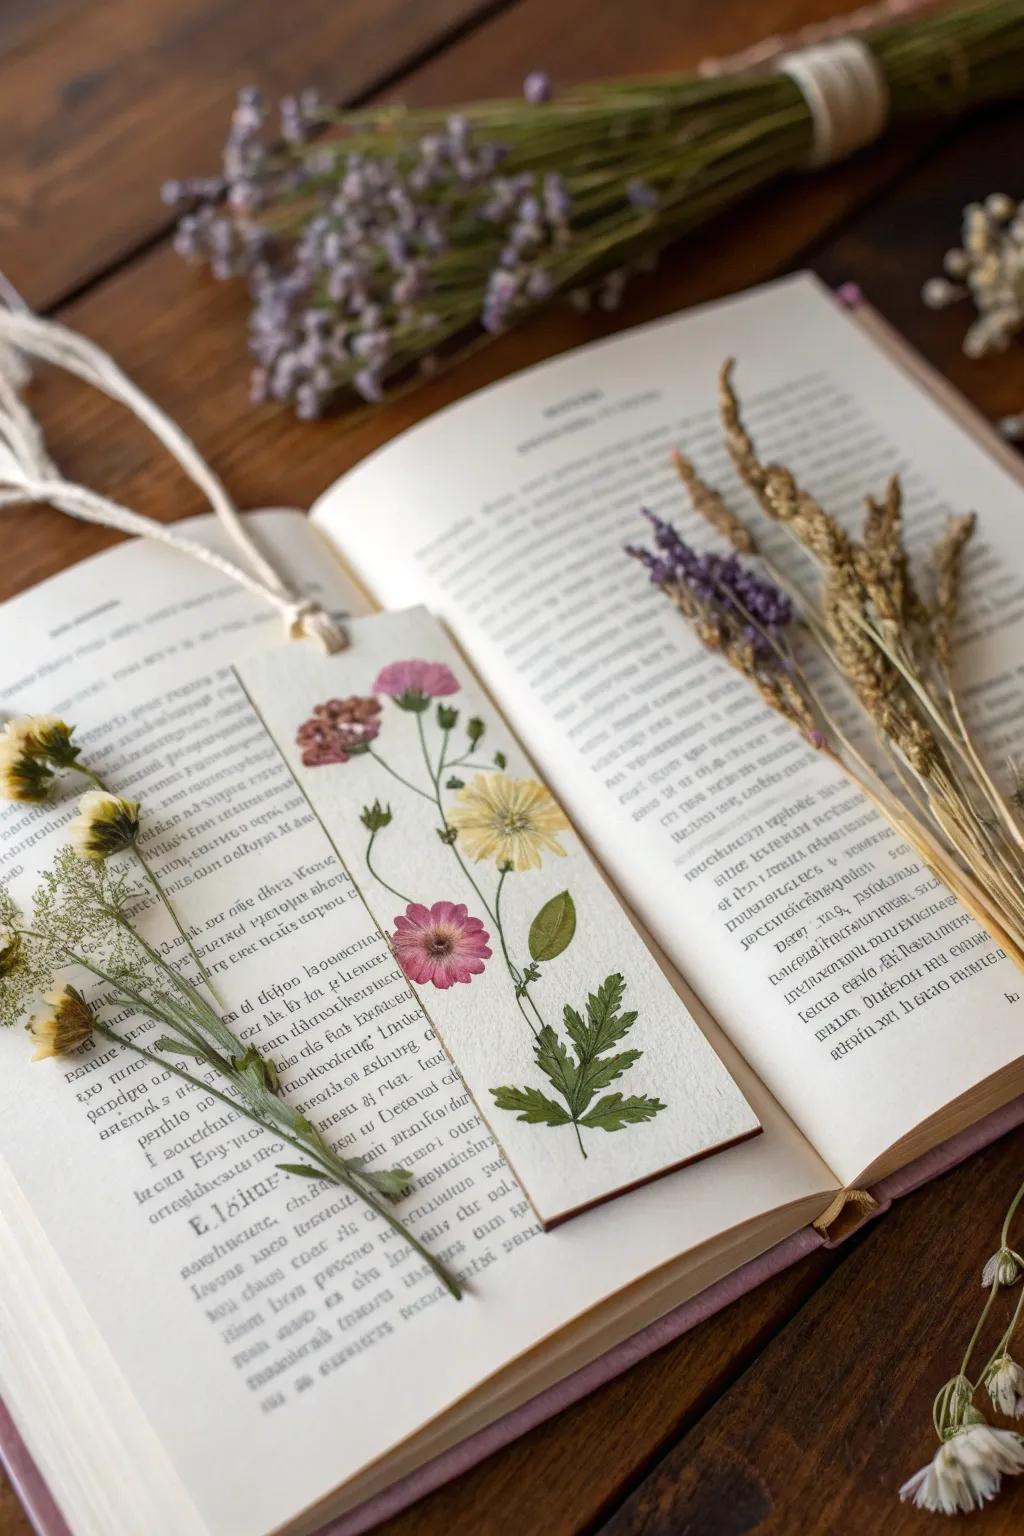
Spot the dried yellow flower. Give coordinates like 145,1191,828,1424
68,791,140,862
449,774,569,870
0,729,54,802
28,986,95,1061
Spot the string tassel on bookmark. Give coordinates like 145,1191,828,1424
0,300,348,653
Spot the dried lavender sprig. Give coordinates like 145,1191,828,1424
167,1,1024,416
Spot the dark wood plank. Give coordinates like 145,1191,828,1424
599,1127,1024,1535
812,102,1024,428
375,1251,840,1536
0,0,507,310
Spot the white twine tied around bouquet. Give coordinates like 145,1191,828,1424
0,295,348,653
777,36,891,167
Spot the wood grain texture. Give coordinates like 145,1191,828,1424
813,102,1024,426
600,1128,1024,1535
0,0,507,309
2,2,1023,1536
374,1251,840,1536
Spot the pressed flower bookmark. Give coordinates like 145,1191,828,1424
236,606,760,1227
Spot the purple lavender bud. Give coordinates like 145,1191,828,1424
525,268,553,301
161,179,186,206
382,229,408,268
342,167,367,201
280,95,305,144
627,178,658,212
295,381,325,420
446,113,470,147
354,368,384,403
542,172,571,223
523,71,552,104
249,367,269,405
418,216,445,253
599,270,627,311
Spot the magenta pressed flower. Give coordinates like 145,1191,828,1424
391,901,491,988
297,696,382,766
373,659,460,712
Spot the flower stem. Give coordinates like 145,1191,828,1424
88,1018,461,1299
365,830,416,907
366,747,433,801
133,845,224,1006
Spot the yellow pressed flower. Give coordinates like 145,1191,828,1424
17,714,79,768
68,790,140,862
0,730,54,802
28,986,95,1061
448,773,569,870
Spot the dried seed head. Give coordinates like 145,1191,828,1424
719,359,770,505
933,511,977,670
670,448,757,553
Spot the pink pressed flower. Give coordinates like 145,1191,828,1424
391,901,491,989
373,659,459,708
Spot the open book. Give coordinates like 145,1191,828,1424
2,272,1024,1536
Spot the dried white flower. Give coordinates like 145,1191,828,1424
27,985,95,1061
0,728,53,802
983,1248,1022,1289
68,791,140,862
900,1424,1024,1513
988,1356,1024,1419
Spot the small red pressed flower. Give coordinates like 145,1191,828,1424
296,696,382,766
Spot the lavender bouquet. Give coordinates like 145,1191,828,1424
165,0,1024,418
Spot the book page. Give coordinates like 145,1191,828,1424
313,272,1024,1187
0,514,833,1536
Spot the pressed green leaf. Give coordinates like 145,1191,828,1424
355,1164,415,1198
276,1162,327,1179
563,1005,589,1061
577,1049,643,1101
533,1025,578,1104
491,1085,572,1126
583,973,637,1058
152,1037,206,1059
579,1093,666,1132
528,890,577,963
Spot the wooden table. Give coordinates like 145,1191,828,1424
1,2,1023,1532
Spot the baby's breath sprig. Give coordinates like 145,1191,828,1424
0,714,460,1299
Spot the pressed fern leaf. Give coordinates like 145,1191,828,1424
579,1093,666,1131
491,1085,573,1125
490,973,665,1152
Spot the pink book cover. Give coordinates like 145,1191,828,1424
3,291,1024,1535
